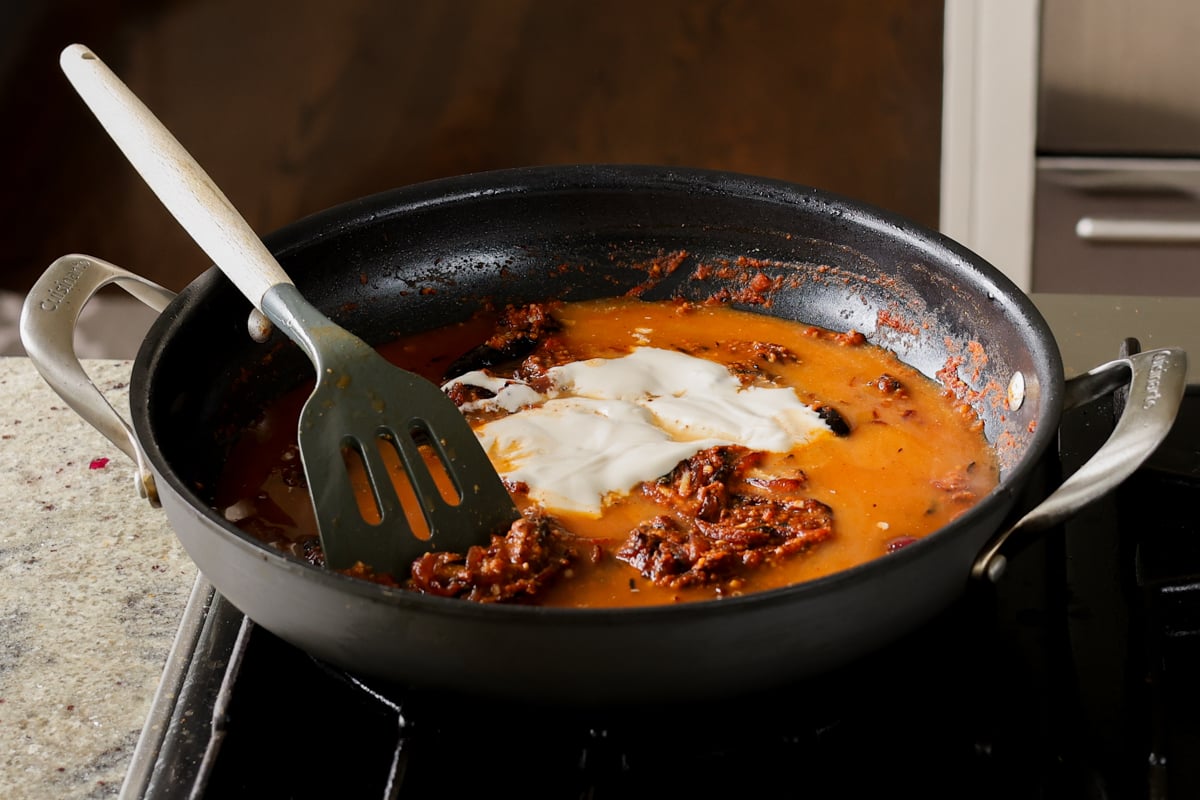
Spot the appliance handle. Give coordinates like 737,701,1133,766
19,254,175,506
971,347,1188,582
1076,216,1200,243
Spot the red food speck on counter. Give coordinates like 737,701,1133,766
89,457,110,470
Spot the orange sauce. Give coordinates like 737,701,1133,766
215,298,999,607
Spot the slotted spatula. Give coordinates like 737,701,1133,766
59,43,520,574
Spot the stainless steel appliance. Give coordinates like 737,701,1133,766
1034,0,1200,295
118,295,1200,799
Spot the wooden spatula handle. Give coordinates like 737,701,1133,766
59,43,292,310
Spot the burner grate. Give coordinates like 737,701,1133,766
188,590,1078,800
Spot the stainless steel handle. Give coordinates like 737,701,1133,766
1076,217,1200,243
19,254,175,505
972,347,1188,582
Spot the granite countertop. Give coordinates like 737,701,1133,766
0,358,197,800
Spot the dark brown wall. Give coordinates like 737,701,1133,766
2,0,943,293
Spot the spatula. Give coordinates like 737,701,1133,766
59,43,520,575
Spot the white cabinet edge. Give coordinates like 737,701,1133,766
940,0,1040,291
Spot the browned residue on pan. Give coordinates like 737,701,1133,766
935,333,1021,465
624,250,689,296
876,308,921,336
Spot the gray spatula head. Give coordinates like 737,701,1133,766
261,284,521,575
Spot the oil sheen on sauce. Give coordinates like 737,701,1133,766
216,297,1000,608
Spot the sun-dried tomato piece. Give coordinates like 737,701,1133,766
406,512,576,602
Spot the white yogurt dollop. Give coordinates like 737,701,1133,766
443,347,830,516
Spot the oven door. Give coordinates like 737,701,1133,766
1032,156,1200,295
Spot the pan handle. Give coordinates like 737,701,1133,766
971,346,1188,582
19,254,175,506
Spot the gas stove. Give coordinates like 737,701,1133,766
119,294,1200,800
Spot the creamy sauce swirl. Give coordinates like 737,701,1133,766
444,347,831,516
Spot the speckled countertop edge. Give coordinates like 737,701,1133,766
0,358,196,800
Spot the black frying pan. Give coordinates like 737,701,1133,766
21,165,1186,705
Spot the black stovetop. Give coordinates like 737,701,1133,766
119,296,1200,800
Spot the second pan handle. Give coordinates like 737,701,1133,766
19,254,175,504
971,347,1187,581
